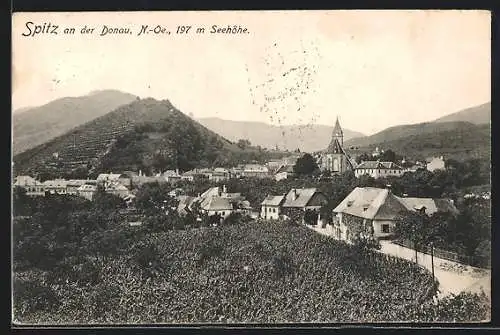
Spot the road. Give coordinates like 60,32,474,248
308,224,491,300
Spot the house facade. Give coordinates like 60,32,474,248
43,179,69,195
281,188,328,224
274,164,295,181
105,182,130,198
354,161,404,179
260,195,285,220
177,185,251,220
332,187,458,242
66,179,90,195
97,173,131,189
77,184,97,201
240,164,270,178
13,175,45,196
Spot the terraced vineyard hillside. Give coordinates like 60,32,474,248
13,90,137,155
13,98,280,179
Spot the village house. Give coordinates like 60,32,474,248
105,181,130,199
180,170,197,181
125,170,167,187
317,118,355,175
230,167,244,179
332,187,458,242
209,168,231,182
199,196,234,219
281,188,328,223
266,160,285,173
426,156,446,172
77,184,98,201
403,162,426,173
43,179,69,195
97,173,132,189
66,179,94,195
274,164,295,181
354,161,404,179
13,175,46,196
163,169,182,183
260,195,285,220
176,185,252,220
240,164,270,178
176,195,198,216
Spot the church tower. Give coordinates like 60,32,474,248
332,117,343,147
327,117,344,153
322,117,352,174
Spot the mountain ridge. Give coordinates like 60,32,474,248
197,117,365,153
13,98,289,179
433,102,490,124
12,90,138,155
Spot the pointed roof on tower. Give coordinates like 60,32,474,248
333,117,343,137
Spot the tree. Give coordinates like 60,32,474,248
355,153,371,164
237,139,251,150
13,186,32,217
394,211,432,260
379,149,398,163
293,153,319,175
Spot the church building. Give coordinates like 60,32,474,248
318,117,354,174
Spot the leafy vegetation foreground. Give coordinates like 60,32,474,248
13,202,489,324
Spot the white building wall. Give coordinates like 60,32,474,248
208,209,232,219
372,219,396,238
261,205,280,220
355,168,403,179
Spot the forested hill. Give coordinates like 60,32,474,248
345,122,490,161
13,90,138,155
343,102,491,161
13,98,288,179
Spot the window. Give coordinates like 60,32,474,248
382,224,390,233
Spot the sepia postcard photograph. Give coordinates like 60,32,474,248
11,10,491,325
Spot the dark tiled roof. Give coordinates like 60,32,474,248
283,188,322,208
334,187,459,220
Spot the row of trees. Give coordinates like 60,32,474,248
395,197,491,267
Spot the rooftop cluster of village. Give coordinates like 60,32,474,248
13,118,461,244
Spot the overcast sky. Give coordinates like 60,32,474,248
12,10,490,135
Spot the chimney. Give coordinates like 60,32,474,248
176,168,179,175
293,189,298,200
223,185,227,194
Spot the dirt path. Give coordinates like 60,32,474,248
308,225,491,299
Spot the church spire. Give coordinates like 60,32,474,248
332,116,343,147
